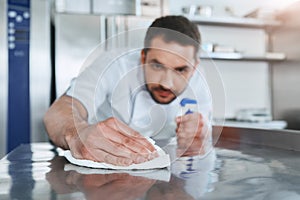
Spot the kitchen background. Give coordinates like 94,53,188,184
0,0,300,157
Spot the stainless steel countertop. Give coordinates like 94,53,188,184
1,127,300,200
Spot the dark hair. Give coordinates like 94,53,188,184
144,15,201,56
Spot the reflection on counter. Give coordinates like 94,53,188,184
44,149,217,200
47,156,157,200
1,126,300,200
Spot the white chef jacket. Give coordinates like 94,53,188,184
66,48,212,139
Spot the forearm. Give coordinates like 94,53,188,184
43,95,88,150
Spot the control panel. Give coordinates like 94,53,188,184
7,0,30,152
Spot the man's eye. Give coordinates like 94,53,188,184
177,68,188,73
150,63,163,70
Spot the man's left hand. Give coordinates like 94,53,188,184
175,113,211,157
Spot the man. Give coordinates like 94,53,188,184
44,15,212,166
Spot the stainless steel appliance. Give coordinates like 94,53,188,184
0,0,51,156
52,0,153,97
0,0,155,157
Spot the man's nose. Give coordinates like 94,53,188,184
159,70,174,89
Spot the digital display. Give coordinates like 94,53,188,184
8,0,29,7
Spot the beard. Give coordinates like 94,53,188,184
146,84,177,104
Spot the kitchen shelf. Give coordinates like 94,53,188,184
200,52,286,62
218,120,287,130
186,15,282,28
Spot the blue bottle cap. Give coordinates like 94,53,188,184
180,98,197,107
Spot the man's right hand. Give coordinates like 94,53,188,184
66,117,158,166
44,95,158,167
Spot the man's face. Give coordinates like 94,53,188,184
141,37,199,104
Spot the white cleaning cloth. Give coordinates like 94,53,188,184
63,138,170,170
64,164,171,182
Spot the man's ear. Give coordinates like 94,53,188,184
141,49,146,64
